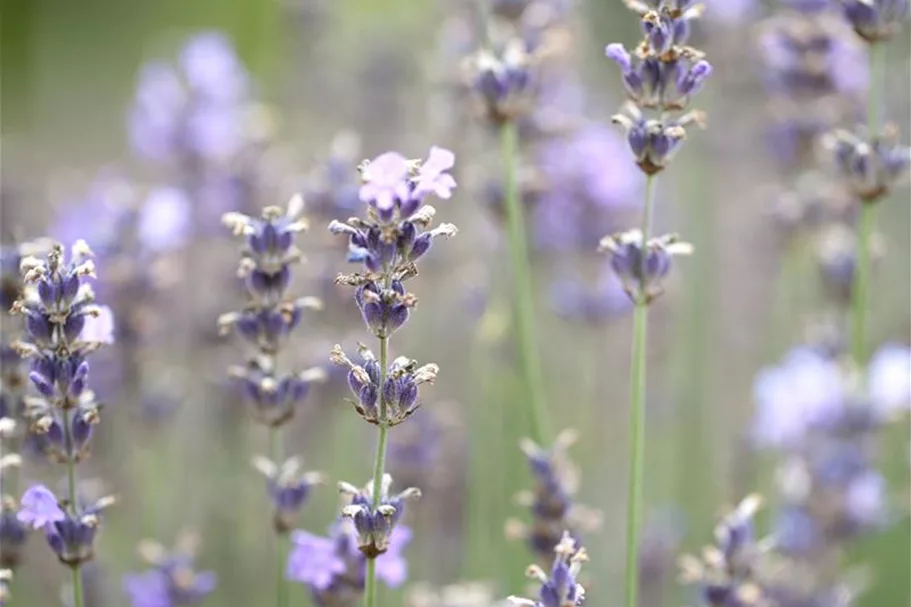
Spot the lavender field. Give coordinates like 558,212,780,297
1,1,910,606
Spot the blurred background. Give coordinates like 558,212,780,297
1,0,909,606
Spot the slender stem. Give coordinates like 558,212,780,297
624,174,656,607
501,120,551,445
364,336,390,607
269,427,287,607
63,409,84,607
850,42,885,367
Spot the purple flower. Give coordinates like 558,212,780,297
868,343,911,414
49,170,133,254
359,152,411,212
128,64,187,162
123,564,216,607
844,471,886,527
179,32,248,102
286,530,346,589
16,485,65,529
701,0,757,23
138,188,192,253
414,147,456,199
533,123,641,251
752,348,844,449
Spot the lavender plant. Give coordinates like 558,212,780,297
826,0,911,366
750,342,911,606
463,3,555,446
601,2,712,606
324,145,457,606
220,195,326,607
10,241,116,607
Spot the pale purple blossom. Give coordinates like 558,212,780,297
286,530,346,589
868,344,911,414
844,472,886,526
138,188,192,253
359,152,411,211
414,147,456,199
179,32,248,103
752,348,844,448
16,485,65,529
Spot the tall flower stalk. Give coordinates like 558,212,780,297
326,146,457,606
602,2,714,606
834,2,910,367
11,241,116,607
220,196,326,607
501,120,552,444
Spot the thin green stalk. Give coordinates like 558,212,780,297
501,120,551,445
624,174,656,607
850,42,885,366
269,427,287,607
364,336,390,607
63,410,84,607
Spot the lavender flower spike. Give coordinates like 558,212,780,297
839,0,910,42
339,474,421,558
508,532,588,607
16,485,65,529
253,455,325,533
598,230,693,304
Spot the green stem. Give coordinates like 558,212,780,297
850,42,884,367
269,427,287,607
63,410,83,607
364,336,390,607
501,120,551,445
624,174,656,607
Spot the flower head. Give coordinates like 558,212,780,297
339,474,420,558
839,0,909,42
598,229,693,303
508,532,588,607
123,535,216,607
16,485,65,529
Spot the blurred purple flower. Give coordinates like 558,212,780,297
868,343,911,414
844,471,886,527
550,263,632,322
415,147,457,199
50,171,133,254
533,124,640,251
16,485,65,529
359,152,410,211
752,348,844,449
138,188,192,253
286,531,346,589
123,563,216,607
128,31,249,163
178,32,248,103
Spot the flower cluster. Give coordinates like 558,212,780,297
824,125,911,205
220,196,325,427
506,430,600,561
678,495,775,607
17,484,115,568
606,0,714,174
839,0,910,43
507,532,588,607
751,344,910,605
128,32,252,166
338,474,421,558
757,3,867,169
286,519,411,605
330,344,439,427
598,230,693,304
123,535,217,607
9,242,113,465
252,455,325,534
